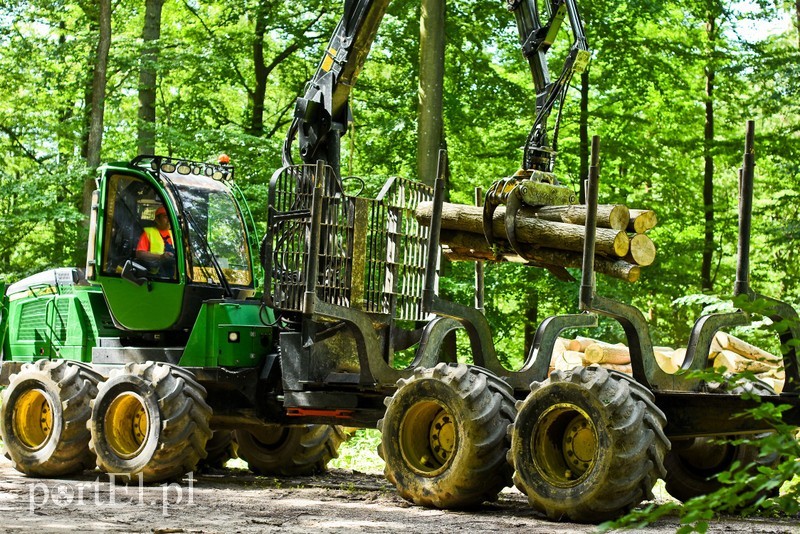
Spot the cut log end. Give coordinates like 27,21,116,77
626,233,656,266
612,232,630,257
627,209,658,233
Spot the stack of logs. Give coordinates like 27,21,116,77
550,332,785,392
414,201,658,283
709,332,785,393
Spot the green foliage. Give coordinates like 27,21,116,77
1,0,800,367
329,428,385,474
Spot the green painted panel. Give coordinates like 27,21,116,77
5,284,120,363
181,301,274,368
99,276,184,331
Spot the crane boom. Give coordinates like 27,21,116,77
284,0,590,178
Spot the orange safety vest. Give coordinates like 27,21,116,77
142,227,174,255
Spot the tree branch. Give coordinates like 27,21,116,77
179,0,252,96
0,125,55,172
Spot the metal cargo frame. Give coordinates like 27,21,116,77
264,163,433,324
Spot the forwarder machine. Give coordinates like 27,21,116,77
0,0,584,495
1,0,798,525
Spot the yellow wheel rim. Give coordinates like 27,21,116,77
399,400,457,476
13,389,54,450
532,404,598,487
105,393,149,459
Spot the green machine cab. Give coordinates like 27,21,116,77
0,156,283,482
0,156,268,372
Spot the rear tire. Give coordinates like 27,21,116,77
665,381,778,503
198,430,237,470
510,365,670,523
664,437,763,502
1,360,101,477
89,362,212,483
235,424,346,476
378,363,515,509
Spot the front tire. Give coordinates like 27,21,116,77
234,424,346,476
378,363,515,509
89,362,212,483
1,360,101,477
510,365,670,523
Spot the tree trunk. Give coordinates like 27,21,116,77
85,0,111,171
439,230,641,283
80,15,99,161
249,0,269,137
137,0,165,156
795,0,800,48
701,12,716,292
524,291,538,357
79,0,110,267
416,202,630,258
416,0,445,186
533,204,630,231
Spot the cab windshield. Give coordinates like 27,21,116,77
168,173,253,287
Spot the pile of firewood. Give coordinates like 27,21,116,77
550,332,785,392
709,332,785,393
415,202,658,283
550,336,636,375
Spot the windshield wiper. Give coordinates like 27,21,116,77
159,173,235,299
183,210,234,298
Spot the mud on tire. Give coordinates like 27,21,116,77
1,359,102,477
509,365,670,523
89,362,212,483
378,362,516,509
234,424,346,476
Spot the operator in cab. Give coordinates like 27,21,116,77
136,205,176,279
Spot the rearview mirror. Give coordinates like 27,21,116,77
121,260,148,287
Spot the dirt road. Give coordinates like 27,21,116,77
0,458,796,533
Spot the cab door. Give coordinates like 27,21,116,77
92,170,185,331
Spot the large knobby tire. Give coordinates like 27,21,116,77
89,362,212,483
664,381,778,503
198,430,237,470
1,359,101,477
377,363,516,509
234,424,346,476
664,437,763,502
510,365,670,523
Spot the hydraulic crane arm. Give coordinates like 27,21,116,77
284,0,589,177
512,0,589,172
282,0,391,175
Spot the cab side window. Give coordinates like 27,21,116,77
101,175,173,279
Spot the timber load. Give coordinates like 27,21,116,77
549,333,785,392
415,201,658,282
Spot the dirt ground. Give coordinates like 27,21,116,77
0,458,797,533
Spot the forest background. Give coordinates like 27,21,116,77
1,0,799,365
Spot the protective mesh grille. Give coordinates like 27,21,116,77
363,177,432,321
265,164,351,311
265,165,433,321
